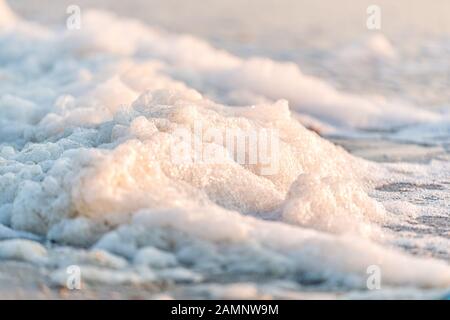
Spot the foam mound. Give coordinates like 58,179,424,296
0,0,449,290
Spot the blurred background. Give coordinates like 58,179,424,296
8,0,450,109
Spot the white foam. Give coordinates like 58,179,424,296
60,9,440,130
0,0,449,292
0,239,47,264
282,174,385,236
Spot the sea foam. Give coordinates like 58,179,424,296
0,0,449,291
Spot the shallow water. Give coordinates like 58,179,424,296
0,0,449,299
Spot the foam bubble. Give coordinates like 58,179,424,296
0,0,448,292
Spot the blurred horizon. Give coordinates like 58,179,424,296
8,0,450,45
